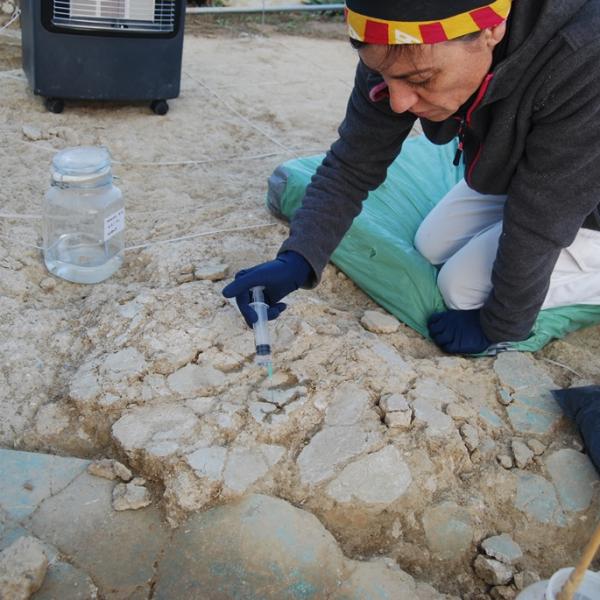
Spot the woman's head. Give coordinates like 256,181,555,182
346,0,510,120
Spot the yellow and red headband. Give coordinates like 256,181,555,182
345,0,511,45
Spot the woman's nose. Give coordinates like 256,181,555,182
388,82,420,114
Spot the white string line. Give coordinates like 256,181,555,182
12,136,324,168
12,134,302,166
0,71,25,81
125,222,280,251
0,8,20,35
183,70,296,156
0,234,43,251
272,37,354,90
0,213,42,220
0,222,282,254
113,150,283,167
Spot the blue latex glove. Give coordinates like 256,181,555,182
222,250,312,327
427,309,492,355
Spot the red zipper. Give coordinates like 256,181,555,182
465,73,494,185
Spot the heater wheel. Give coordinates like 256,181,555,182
44,98,65,114
151,100,169,116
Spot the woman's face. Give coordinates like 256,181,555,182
358,23,506,122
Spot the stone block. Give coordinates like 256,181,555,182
167,363,226,396
34,561,99,600
514,471,566,526
473,555,513,585
422,502,473,560
88,459,132,482
297,426,382,486
481,534,523,565
413,398,454,433
380,393,410,413
111,404,201,456
511,440,534,469
460,424,480,452
385,411,412,429
545,449,599,512
331,559,417,599
112,481,152,511
0,536,48,600
478,407,505,430
186,446,227,481
324,383,371,426
194,263,229,281
494,353,554,391
325,446,412,505
0,449,89,522
154,495,347,599
223,445,285,494
360,311,400,334
29,472,170,595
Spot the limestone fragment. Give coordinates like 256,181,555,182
460,423,480,452
380,393,410,413
511,440,534,469
0,536,48,600
526,439,546,456
446,402,477,421
490,586,517,600
257,386,306,407
473,555,513,585
22,125,43,141
384,411,412,429
513,571,540,590
194,263,228,281
38,277,56,292
88,458,133,482
360,310,400,334
481,534,523,565
176,271,195,284
497,454,513,469
112,481,152,511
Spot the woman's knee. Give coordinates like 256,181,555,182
437,262,487,310
415,221,447,265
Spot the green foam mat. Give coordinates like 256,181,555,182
267,135,600,353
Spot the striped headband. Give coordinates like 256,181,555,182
346,0,511,45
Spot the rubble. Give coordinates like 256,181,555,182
0,536,48,600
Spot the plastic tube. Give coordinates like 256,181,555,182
250,286,272,367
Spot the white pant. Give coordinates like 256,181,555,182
414,179,600,310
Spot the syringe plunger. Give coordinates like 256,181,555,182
250,286,272,366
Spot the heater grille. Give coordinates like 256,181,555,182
51,0,177,33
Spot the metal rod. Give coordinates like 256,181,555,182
186,4,345,15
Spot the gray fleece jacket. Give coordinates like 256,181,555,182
279,0,600,343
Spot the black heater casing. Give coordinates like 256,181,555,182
20,0,186,102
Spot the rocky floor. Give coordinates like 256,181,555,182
1,14,600,600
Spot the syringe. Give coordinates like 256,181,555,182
250,286,273,376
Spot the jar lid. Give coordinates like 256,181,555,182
52,146,112,184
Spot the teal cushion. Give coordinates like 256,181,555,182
267,135,600,353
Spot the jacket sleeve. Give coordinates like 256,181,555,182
481,45,600,342
279,60,416,284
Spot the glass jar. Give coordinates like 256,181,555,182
43,146,125,284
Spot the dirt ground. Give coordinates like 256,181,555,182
1,11,599,599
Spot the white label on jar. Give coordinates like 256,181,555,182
104,208,125,241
